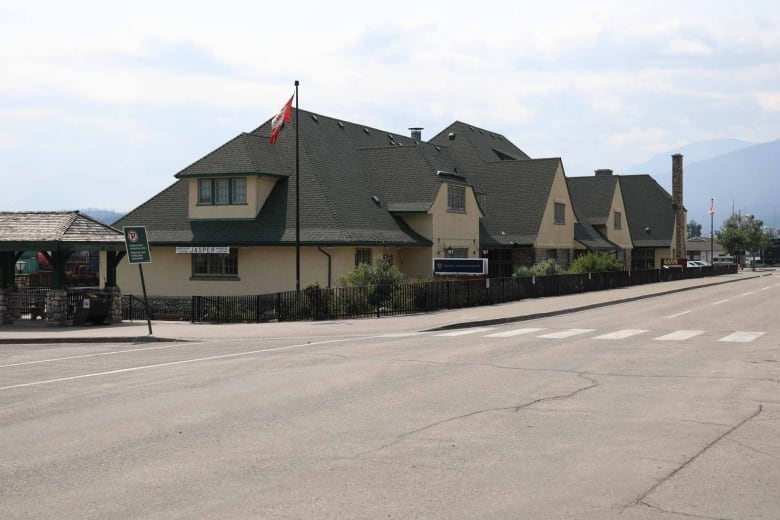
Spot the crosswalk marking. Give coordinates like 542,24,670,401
538,329,595,339
433,327,495,337
719,331,764,343
415,328,766,343
655,330,704,341
485,327,545,338
594,330,648,340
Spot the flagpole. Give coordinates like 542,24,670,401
295,80,300,291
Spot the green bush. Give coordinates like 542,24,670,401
568,252,624,274
513,259,563,277
338,256,405,287
338,257,406,315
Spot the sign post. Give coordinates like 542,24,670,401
123,226,153,335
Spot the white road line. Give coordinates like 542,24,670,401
740,291,755,297
485,327,545,338
594,330,648,340
538,329,595,339
380,332,427,337
666,310,692,319
0,342,193,369
0,335,375,392
712,299,729,305
760,286,771,291
434,327,495,337
655,330,704,341
719,331,765,343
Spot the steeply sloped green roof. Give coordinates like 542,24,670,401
567,175,618,226
619,175,676,248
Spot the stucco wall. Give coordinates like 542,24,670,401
535,164,575,249
429,183,481,259
607,182,633,250
116,245,433,296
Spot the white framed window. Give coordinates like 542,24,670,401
448,184,465,211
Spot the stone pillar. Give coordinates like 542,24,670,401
0,288,11,324
46,289,69,327
672,154,687,258
103,286,123,323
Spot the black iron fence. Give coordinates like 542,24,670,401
189,265,737,324
122,295,191,321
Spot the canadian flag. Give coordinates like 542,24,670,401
269,95,294,144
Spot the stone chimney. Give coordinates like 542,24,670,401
672,154,686,258
409,127,423,141
595,169,613,177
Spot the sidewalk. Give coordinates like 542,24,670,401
0,271,770,344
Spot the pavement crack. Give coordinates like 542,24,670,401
359,372,599,456
729,438,779,460
624,404,764,513
636,500,732,519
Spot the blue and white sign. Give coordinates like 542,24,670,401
432,258,487,275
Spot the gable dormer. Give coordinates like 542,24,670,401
184,175,281,220
174,133,289,221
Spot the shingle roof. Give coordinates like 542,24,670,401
117,110,433,247
0,211,125,251
429,121,532,163
427,122,561,247
117,109,567,251
567,175,618,226
470,159,562,246
619,175,676,248
574,223,619,250
175,132,289,178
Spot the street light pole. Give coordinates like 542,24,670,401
709,198,714,264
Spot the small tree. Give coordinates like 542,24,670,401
338,257,406,315
687,220,702,238
717,213,771,268
338,256,405,287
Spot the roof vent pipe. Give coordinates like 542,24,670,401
595,169,613,176
409,127,423,141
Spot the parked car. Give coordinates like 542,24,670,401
686,260,710,268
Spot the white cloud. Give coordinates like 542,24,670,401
1,0,780,210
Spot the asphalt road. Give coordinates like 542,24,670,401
2,275,779,519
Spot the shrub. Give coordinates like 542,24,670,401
338,256,405,287
513,259,563,277
568,252,624,274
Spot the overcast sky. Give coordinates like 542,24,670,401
2,0,779,213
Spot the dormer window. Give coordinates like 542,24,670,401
448,184,466,212
198,178,247,205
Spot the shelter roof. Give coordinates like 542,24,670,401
0,211,125,251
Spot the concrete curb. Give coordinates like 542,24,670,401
0,336,185,345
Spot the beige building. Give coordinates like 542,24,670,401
115,111,681,297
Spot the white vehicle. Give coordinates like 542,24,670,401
686,260,710,268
